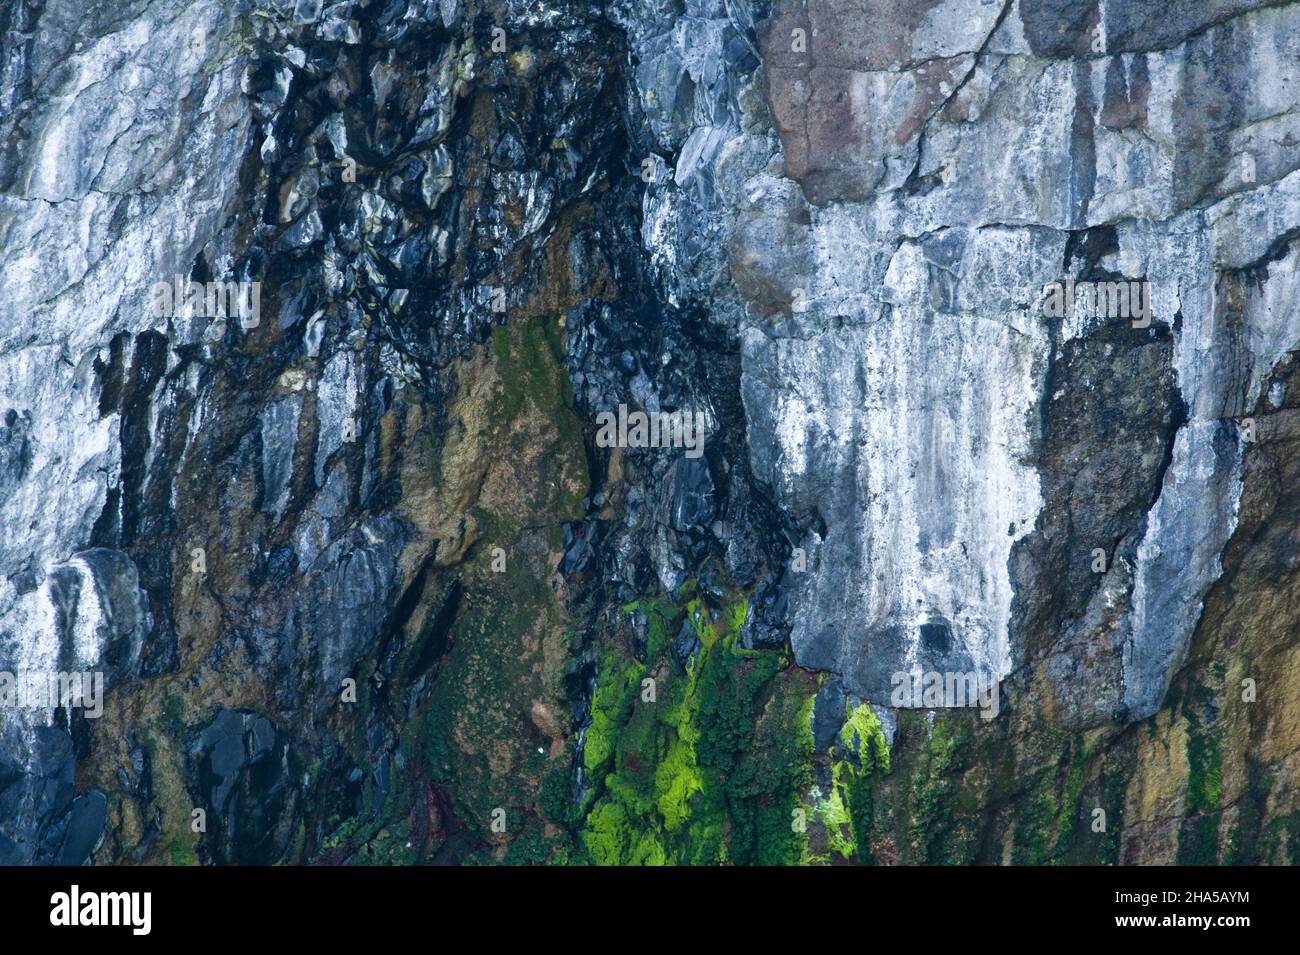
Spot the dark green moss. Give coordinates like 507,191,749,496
1223,760,1270,865
1177,681,1224,864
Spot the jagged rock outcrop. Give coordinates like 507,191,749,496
603,0,1300,863
631,0,1300,723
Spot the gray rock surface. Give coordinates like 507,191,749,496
626,0,1300,721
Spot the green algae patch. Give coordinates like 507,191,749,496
583,647,645,779
802,698,893,864
580,589,815,864
1178,680,1226,865
840,701,891,773
487,315,587,519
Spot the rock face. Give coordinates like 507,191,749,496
0,0,1296,866
191,709,296,864
716,0,1300,720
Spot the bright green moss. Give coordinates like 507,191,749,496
583,649,644,778
656,676,704,832
839,701,891,773
579,585,814,865
800,701,893,864
654,726,702,832
804,762,857,862
582,796,667,865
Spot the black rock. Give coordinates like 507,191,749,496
670,618,701,673
191,709,297,865
812,676,848,755
669,456,715,534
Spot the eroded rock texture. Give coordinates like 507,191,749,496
0,0,1296,865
